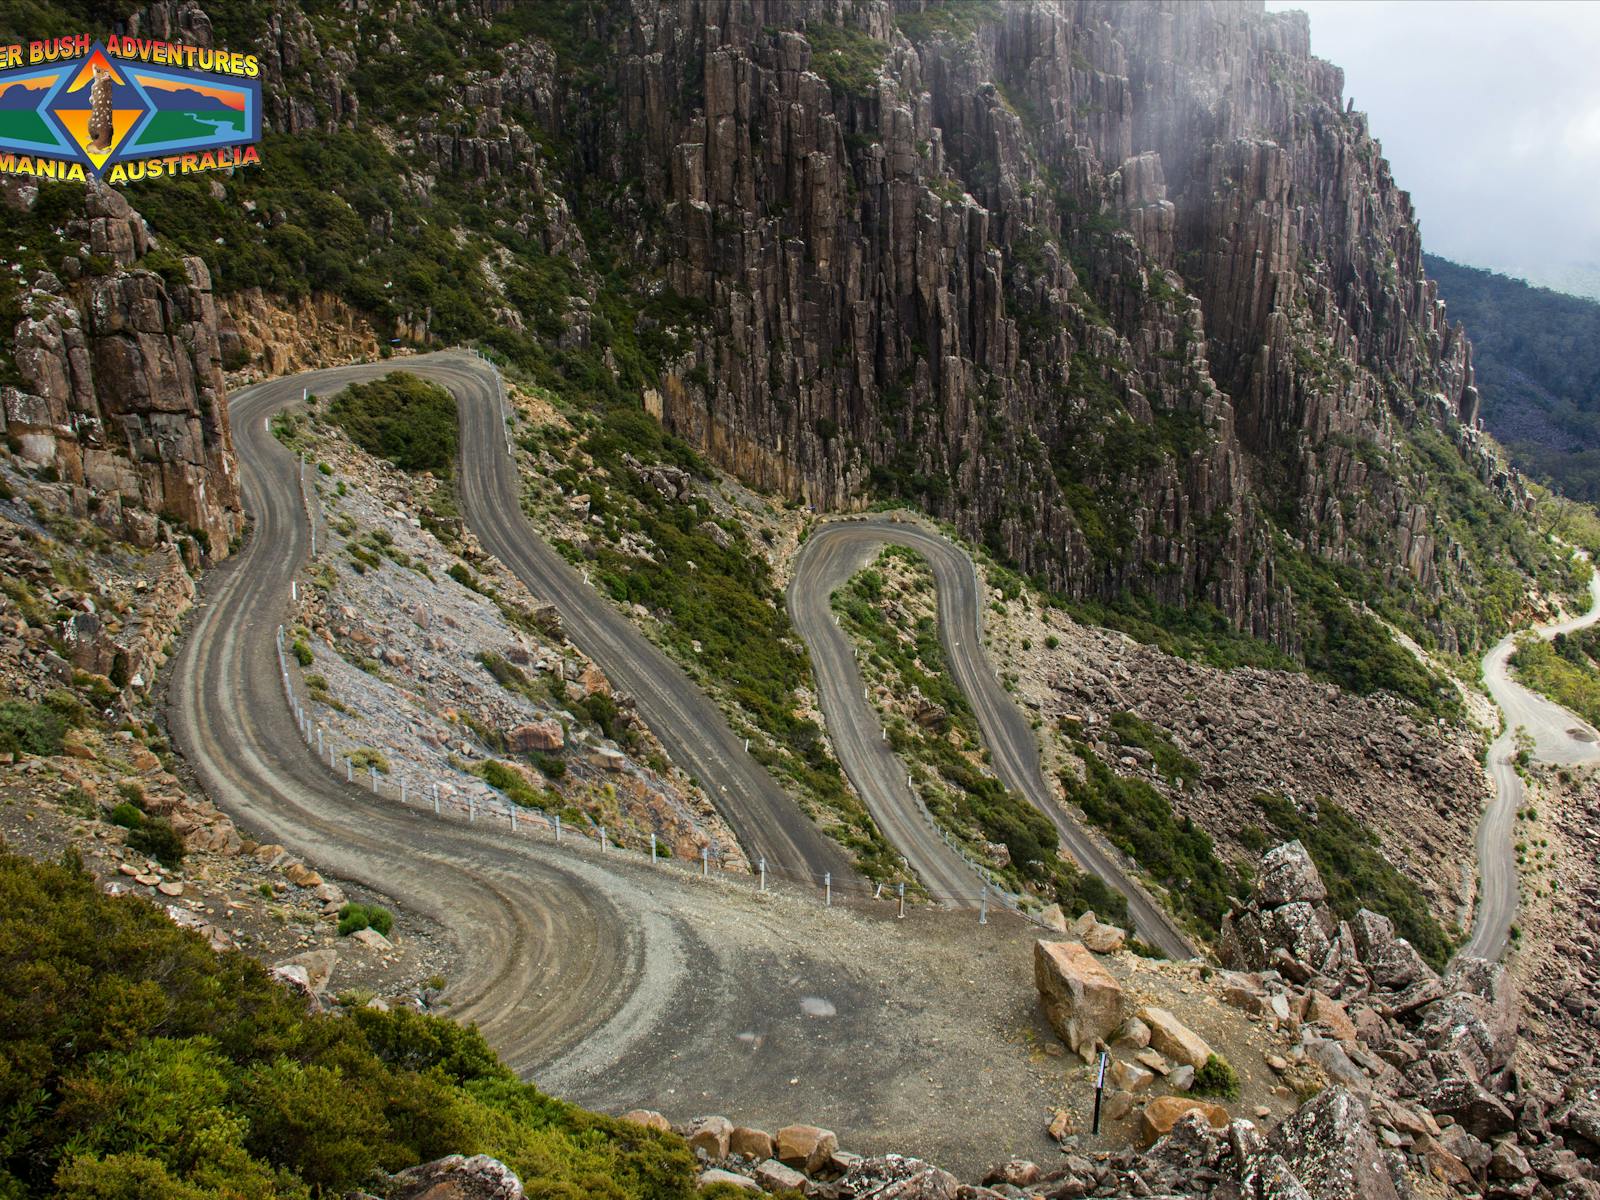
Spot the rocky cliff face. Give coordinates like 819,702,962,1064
2,0,1560,662
593,0,1511,647
1,179,242,558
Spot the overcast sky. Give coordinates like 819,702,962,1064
1264,0,1600,295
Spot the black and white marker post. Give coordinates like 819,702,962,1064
1092,1050,1108,1135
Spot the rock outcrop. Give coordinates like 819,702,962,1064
1034,939,1125,1060
2,179,242,558
577,0,1522,651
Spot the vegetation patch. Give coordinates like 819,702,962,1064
0,850,696,1198
1058,740,1239,937
1192,1053,1240,1100
1511,627,1600,729
1108,710,1200,788
0,699,67,758
801,23,886,95
329,373,459,474
1245,793,1455,971
337,901,394,938
478,759,549,809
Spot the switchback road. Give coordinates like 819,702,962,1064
791,518,1196,960
210,352,850,884
1466,567,1600,959
166,351,1076,1174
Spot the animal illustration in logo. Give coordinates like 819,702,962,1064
86,63,113,151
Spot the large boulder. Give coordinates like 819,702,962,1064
753,1160,808,1192
686,1115,733,1159
1256,841,1327,906
1269,1088,1399,1200
1421,1074,1516,1140
1350,909,1433,991
1137,1006,1215,1070
1138,1097,1231,1147
1220,909,1272,972
509,720,564,753
1069,910,1128,954
273,947,337,996
1261,902,1333,971
729,1126,774,1160
1035,940,1125,1059
775,1124,837,1175
1437,957,1518,1073
389,1155,523,1200
1305,992,1358,1043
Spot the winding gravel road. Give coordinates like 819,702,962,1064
791,520,1196,959
165,351,1083,1174
1466,568,1600,960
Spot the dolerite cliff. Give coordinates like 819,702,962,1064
609,0,1504,644
1,0,1555,659
1,179,242,559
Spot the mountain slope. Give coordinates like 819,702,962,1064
1424,253,1600,502
0,0,1584,709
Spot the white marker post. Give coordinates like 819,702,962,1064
1092,1052,1108,1135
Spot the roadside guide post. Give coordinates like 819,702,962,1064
1092,1051,1108,1135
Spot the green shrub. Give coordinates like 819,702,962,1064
1192,1053,1240,1099
337,902,394,938
328,373,458,473
0,849,696,1198
1108,711,1200,787
0,699,67,757
478,760,546,809
1060,743,1239,936
291,639,314,667
108,802,144,830
347,747,389,775
127,818,185,869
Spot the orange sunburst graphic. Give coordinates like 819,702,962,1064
63,49,124,91
53,110,144,167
